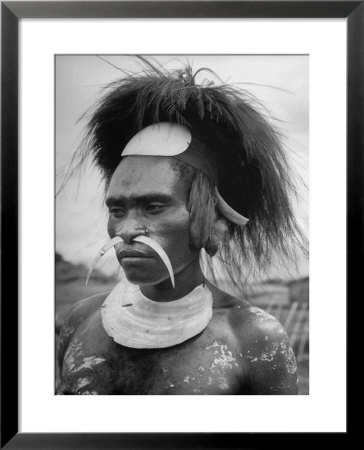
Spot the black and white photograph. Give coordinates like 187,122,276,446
55,54,309,396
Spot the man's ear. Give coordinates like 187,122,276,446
203,219,228,257
188,176,228,255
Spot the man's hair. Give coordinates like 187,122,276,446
70,58,307,294
170,158,220,253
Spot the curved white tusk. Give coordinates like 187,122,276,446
85,236,123,286
133,235,175,288
215,187,249,227
85,235,175,288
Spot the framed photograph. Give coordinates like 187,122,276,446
2,1,360,447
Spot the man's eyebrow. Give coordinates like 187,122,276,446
105,193,173,206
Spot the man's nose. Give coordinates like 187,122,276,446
116,219,146,244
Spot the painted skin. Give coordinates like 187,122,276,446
57,157,298,395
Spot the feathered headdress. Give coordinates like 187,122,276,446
78,57,306,291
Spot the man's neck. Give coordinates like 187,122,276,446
139,257,204,302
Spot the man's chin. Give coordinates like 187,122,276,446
122,270,169,287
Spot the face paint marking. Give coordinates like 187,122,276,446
210,345,237,370
218,378,229,391
258,339,298,375
72,356,106,373
286,347,298,374
249,307,276,324
74,377,91,393
205,341,220,350
64,339,84,373
61,325,75,339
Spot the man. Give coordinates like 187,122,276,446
57,61,303,395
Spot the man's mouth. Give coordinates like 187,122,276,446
117,249,153,259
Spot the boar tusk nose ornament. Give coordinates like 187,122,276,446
85,235,175,288
85,236,123,286
133,235,175,288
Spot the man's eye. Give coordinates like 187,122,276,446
109,208,126,217
144,204,165,214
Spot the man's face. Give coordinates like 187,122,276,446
106,156,199,286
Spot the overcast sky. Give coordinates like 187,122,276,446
56,55,309,279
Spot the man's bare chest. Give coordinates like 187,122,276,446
59,310,245,395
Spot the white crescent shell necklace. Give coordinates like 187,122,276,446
101,280,213,349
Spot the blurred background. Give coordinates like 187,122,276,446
56,55,309,394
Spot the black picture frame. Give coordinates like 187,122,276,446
1,1,361,448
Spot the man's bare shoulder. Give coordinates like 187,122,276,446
228,302,288,341
64,291,109,327
57,291,110,359
207,282,299,395
208,283,289,348
211,287,288,343
226,303,298,394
